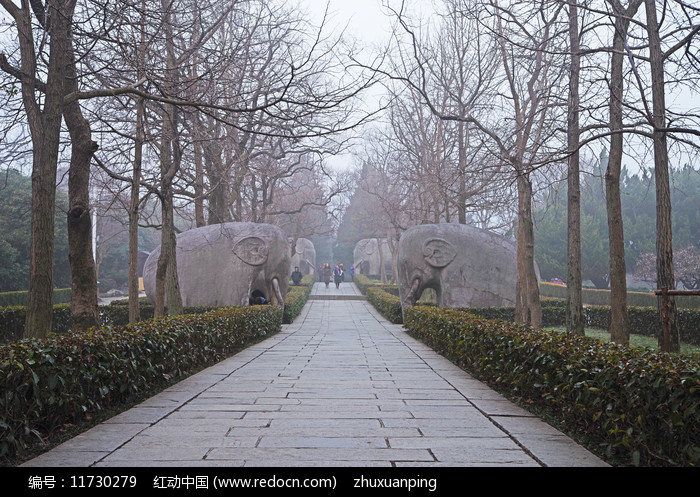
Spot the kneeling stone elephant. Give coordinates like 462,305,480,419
398,224,537,312
143,222,291,307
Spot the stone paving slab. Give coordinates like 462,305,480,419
21,282,608,468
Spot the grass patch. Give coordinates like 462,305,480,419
548,326,700,358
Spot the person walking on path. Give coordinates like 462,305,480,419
322,263,332,288
334,264,343,289
350,265,354,282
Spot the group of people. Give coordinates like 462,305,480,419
319,262,354,289
292,262,356,290
255,262,355,306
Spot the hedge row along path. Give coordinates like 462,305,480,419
21,282,607,468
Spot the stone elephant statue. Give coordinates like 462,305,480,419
397,224,538,312
353,238,391,275
290,238,316,275
143,222,291,307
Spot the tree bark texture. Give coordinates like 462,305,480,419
154,101,183,317
64,31,99,332
567,0,584,336
128,97,145,325
13,0,78,338
154,0,184,317
155,184,183,317
605,0,642,345
645,0,679,352
515,174,542,329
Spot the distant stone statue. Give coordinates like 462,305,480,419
353,238,392,275
143,222,292,307
397,223,539,312
290,238,316,275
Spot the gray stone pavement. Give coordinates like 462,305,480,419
21,282,608,468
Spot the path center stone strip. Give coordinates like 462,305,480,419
22,282,607,467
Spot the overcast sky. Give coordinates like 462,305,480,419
294,0,403,171
299,0,396,46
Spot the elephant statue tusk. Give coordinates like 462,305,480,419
272,277,284,306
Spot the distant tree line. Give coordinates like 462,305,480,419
0,169,70,292
534,158,699,289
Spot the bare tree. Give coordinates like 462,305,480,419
642,0,697,352
64,5,101,330
567,0,585,335
603,0,644,346
0,0,77,338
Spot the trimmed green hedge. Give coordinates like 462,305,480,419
0,305,74,343
0,289,72,307
403,306,700,467
1,276,315,342
466,299,700,346
366,287,403,324
0,305,283,463
355,282,700,346
0,277,314,462
283,275,315,324
0,302,215,344
585,306,700,346
353,274,372,293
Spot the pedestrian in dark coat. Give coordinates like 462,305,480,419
323,263,332,288
334,264,343,289
291,266,303,286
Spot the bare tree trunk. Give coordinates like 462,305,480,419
386,230,398,284
155,182,183,316
154,102,184,317
154,0,183,317
457,120,468,224
606,0,641,346
26,143,62,338
194,141,206,227
645,0,679,352
202,140,232,225
127,3,148,326
128,96,144,325
515,173,541,329
64,31,99,332
566,0,584,336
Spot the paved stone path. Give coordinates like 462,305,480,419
22,282,607,468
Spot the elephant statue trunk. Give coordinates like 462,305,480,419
402,277,422,308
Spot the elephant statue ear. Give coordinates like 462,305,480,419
233,236,269,266
423,238,457,268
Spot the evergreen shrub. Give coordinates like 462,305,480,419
283,274,314,324
366,287,403,324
